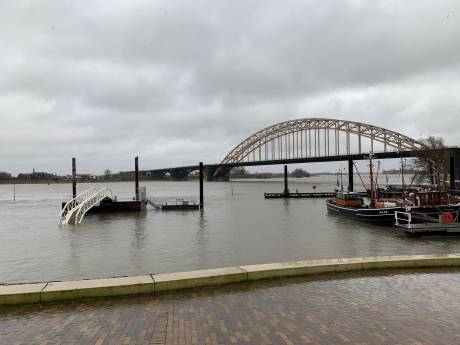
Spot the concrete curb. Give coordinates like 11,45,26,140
41,276,155,303
153,267,247,293
1,254,460,306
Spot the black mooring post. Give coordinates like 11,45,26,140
199,162,204,208
450,156,455,190
284,165,289,195
348,158,354,191
72,157,77,199
135,156,139,201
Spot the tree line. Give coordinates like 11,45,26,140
230,167,311,178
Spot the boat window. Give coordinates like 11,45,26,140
346,194,360,200
336,192,361,200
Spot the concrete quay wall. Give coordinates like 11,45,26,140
2,254,460,306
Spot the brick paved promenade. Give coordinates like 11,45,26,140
1,268,460,345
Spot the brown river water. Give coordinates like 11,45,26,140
1,176,460,284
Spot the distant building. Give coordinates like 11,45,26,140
0,171,12,180
17,170,59,181
118,171,135,178
76,174,96,180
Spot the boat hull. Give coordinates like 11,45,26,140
407,205,460,217
326,200,405,225
327,200,460,225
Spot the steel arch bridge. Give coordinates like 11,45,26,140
221,118,423,165
144,118,430,180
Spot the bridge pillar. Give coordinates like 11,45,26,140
348,158,354,192
207,165,231,181
72,157,77,199
199,162,204,208
284,165,289,195
150,171,167,179
206,165,217,181
455,148,460,189
169,168,189,180
446,148,460,190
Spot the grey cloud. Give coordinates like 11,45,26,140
1,0,460,174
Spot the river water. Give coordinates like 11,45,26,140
1,176,460,284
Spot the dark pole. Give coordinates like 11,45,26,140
369,153,375,208
135,156,139,201
72,157,77,199
348,158,354,191
340,168,343,191
199,162,204,208
450,156,455,190
284,165,289,195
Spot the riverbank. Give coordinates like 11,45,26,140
2,254,460,306
0,171,407,185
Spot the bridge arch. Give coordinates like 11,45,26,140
220,118,423,166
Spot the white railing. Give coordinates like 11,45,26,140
73,187,113,225
59,187,96,224
395,211,412,228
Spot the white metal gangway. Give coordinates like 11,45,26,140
59,187,96,224
59,187,113,225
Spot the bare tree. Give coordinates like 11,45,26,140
230,167,249,176
290,168,310,178
104,169,112,178
413,136,446,190
0,171,12,180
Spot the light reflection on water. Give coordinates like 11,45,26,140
1,177,460,284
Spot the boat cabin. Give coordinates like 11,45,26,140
334,191,363,207
407,191,453,207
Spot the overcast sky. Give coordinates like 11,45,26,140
1,0,459,175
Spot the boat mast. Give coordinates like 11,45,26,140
340,168,344,191
369,152,375,207
400,156,406,205
375,161,381,200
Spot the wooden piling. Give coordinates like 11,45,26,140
348,158,354,191
135,156,139,201
199,162,204,208
72,158,76,199
284,165,288,195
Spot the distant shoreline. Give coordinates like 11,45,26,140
0,172,408,185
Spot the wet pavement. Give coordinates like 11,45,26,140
1,268,460,345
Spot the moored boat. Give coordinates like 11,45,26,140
326,152,460,226
326,191,405,225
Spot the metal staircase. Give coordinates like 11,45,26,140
59,187,113,225
60,187,96,224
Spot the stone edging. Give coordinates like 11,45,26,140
1,254,460,306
